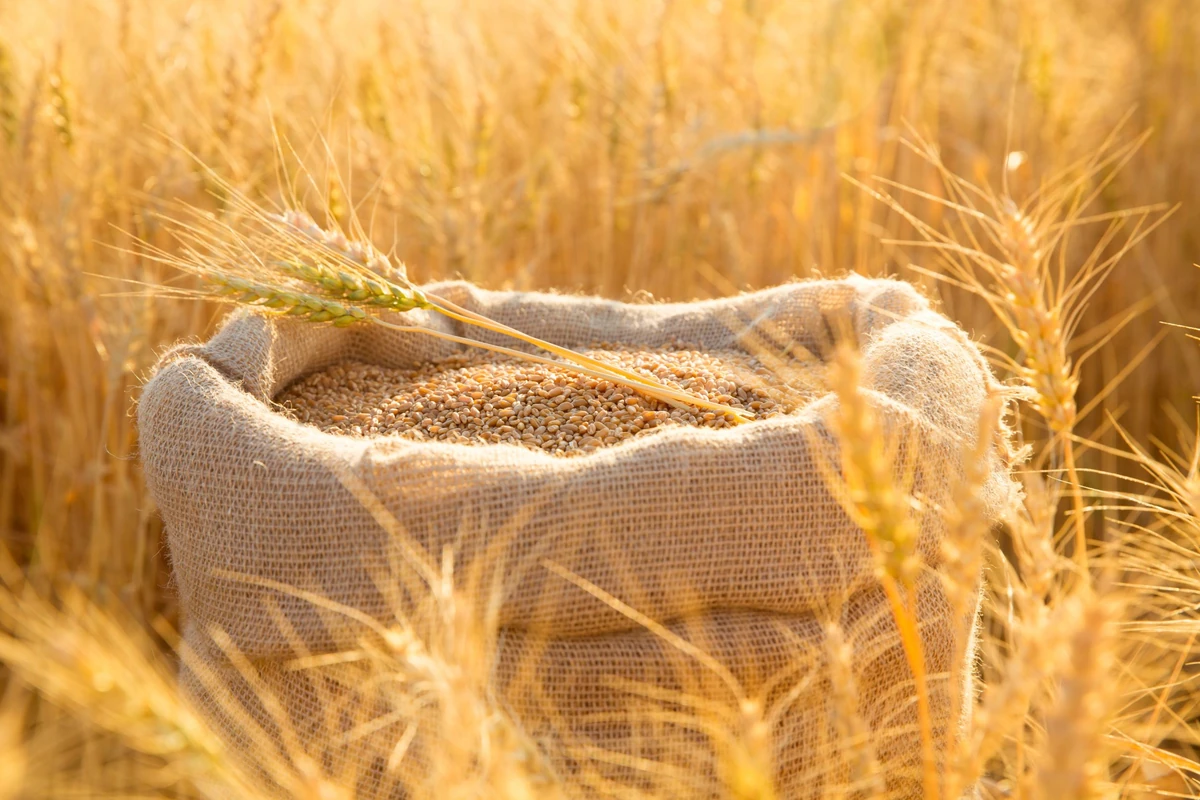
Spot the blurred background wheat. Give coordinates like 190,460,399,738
2,0,1200,797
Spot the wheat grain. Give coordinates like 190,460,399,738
276,346,811,455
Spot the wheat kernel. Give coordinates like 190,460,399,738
276,345,823,457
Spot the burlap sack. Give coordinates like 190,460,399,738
138,275,1018,798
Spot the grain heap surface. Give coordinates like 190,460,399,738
275,346,818,455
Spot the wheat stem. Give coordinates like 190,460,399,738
179,209,754,421
823,344,940,800
269,211,751,418
1063,438,1089,571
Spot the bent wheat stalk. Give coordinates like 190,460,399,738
143,204,752,422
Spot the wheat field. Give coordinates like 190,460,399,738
2,0,1200,797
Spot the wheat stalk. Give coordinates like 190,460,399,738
855,129,1177,575
938,394,1001,798
818,344,940,800
823,621,885,796
46,44,71,150
0,42,16,149
271,209,742,414
1031,590,1117,800
0,586,273,799
142,200,753,422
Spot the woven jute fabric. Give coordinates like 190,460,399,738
138,275,1018,798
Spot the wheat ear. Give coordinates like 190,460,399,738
821,344,940,800
152,205,753,421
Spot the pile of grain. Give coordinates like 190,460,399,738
275,345,819,456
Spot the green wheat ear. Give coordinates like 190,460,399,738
187,209,753,421
208,272,368,327
271,211,430,311
273,257,427,312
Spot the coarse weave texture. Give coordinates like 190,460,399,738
138,275,1019,799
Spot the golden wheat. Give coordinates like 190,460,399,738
2,1,1200,798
